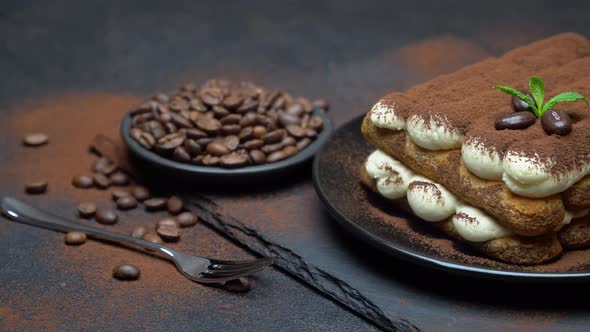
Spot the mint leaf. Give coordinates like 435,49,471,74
529,76,544,113
542,92,590,114
493,85,538,113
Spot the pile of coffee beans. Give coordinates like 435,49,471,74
129,79,328,167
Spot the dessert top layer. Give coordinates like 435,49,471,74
369,33,590,198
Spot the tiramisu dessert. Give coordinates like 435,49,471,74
360,33,590,265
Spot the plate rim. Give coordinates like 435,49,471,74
312,114,590,282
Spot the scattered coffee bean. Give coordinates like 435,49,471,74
111,189,130,201
25,181,48,194
78,202,97,218
223,277,252,293
495,112,536,130
144,197,167,211
95,208,118,225
157,217,179,228
72,175,93,189
176,211,198,228
541,109,572,135
167,196,184,215
131,186,150,201
142,232,163,244
113,264,140,281
131,226,148,239
93,173,110,189
109,172,129,186
512,94,534,113
116,196,138,210
128,79,327,167
23,133,49,147
64,232,87,245
156,225,181,242
92,158,118,175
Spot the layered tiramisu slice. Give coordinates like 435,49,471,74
360,33,590,264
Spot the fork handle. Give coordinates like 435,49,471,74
1,197,175,259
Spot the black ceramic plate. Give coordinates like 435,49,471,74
121,108,333,184
313,115,590,282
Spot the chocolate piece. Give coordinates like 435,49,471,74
512,94,534,112
541,110,572,135
495,112,536,130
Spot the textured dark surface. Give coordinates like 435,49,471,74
2,0,590,331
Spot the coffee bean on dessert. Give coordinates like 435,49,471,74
495,112,536,130
109,172,129,186
144,197,167,211
206,141,230,156
25,181,48,194
64,232,87,245
512,94,534,112
116,196,138,210
220,152,249,168
95,208,118,225
167,196,184,215
143,232,163,244
78,202,97,218
223,278,251,293
176,211,198,228
312,99,330,111
249,150,266,164
23,133,49,147
131,186,150,201
156,225,181,242
157,217,179,228
296,138,312,151
541,109,572,135
112,264,140,281
92,173,110,189
72,175,93,189
131,226,148,239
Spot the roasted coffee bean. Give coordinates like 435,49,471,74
296,138,312,151
98,162,118,176
220,152,249,168
25,181,48,194
541,109,572,136
109,190,129,202
243,139,264,150
262,129,285,144
308,115,324,129
212,106,230,118
189,98,207,112
168,112,192,128
143,232,163,244
286,103,304,116
312,99,330,111
262,143,284,154
96,208,118,225
223,93,244,109
157,225,181,242
199,88,224,106
109,172,129,186
131,186,150,201
201,155,220,166
154,92,169,103
236,98,258,113
495,112,536,130
278,112,300,127
23,133,49,147
220,114,242,125
183,139,202,156
305,128,318,138
92,158,113,174
205,140,230,156
173,146,191,162
238,127,254,142
157,217,179,228
131,226,148,239
252,125,267,139
113,264,140,281
184,128,207,139
196,137,214,149
64,232,87,245
72,175,94,189
93,173,110,189
512,94,534,112
240,113,258,127
281,136,296,146
300,114,310,128
137,131,156,149
144,198,167,211
285,125,305,138
116,196,138,210
157,132,185,150
223,278,251,293
283,145,298,157
223,135,240,151
267,150,287,163
177,212,198,228
159,112,172,122
221,124,241,135
78,202,97,218
249,150,266,164
196,117,222,134
167,196,184,215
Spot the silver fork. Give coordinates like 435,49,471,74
1,197,273,284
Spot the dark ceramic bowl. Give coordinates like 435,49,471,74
120,108,333,185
